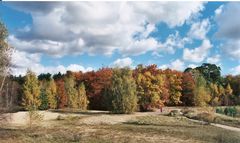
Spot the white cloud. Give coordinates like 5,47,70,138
183,39,212,63
159,64,168,70
215,3,240,59
7,2,205,74
112,57,133,68
188,64,198,68
188,18,210,40
9,2,204,57
231,65,240,75
158,59,185,71
170,59,185,71
215,5,224,16
161,32,190,54
10,50,93,76
206,54,221,64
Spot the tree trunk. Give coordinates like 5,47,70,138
0,75,6,95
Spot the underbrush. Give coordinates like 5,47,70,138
216,106,240,117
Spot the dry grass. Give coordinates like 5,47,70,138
1,113,240,143
181,107,240,128
1,107,240,143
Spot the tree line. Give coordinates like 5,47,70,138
5,63,239,114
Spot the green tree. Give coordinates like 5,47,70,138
39,80,48,110
108,68,137,114
64,75,78,108
46,79,57,109
195,63,221,84
22,70,41,110
194,75,211,107
77,83,89,110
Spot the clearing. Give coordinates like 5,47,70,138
1,107,240,143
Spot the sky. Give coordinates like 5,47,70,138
1,1,240,76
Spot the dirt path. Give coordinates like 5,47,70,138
187,118,240,132
211,123,240,132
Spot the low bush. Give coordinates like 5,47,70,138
168,110,182,117
216,106,238,117
193,112,215,123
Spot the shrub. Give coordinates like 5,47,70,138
28,108,43,128
194,112,215,123
216,108,224,114
216,106,238,117
168,110,182,117
224,107,237,117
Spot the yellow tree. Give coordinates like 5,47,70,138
46,79,57,109
64,75,78,108
77,83,89,110
194,75,211,107
222,83,233,105
134,65,165,111
22,70,41,110
168,73,182,105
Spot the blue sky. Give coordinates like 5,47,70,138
1,2,240,76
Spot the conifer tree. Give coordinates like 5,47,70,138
64,75,78,108
22,70,41,110
46,79,57,109
39,80,48,110
77,82,89,110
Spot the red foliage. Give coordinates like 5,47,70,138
82,68,113,110
55,79,67,108
181,72,195,106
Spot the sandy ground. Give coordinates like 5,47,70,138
1,110,161,125
1,108,240,132
1,111,85,125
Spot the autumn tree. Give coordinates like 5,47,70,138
181,72,195,106
0,21,12,93
194,75,211,107
46,79,57,109
208,83,225,106
0,21,13,110
163,69,182,106
64,74,78,108
55,79,67,108
221,83,233,106
76,82,89,110
22,70,41,110
134,64,165,111
107,68,137,114
82,68,112,110
225,75,240,104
